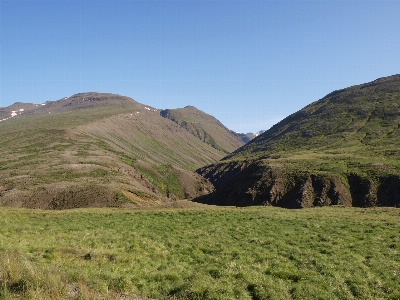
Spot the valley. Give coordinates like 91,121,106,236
1,75,400,299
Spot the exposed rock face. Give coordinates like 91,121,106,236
196,161,400,208
311,175,352,207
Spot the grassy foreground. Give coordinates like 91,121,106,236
0,206,399,299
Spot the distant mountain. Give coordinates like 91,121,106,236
0,93,240,209
0,93,138,122
235,131,266,144
197,75,400,208
0,102,38,121
160,106,244,153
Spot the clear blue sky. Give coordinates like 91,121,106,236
1,0,399,132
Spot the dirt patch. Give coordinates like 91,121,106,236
175,168,215,199
1,184,133,210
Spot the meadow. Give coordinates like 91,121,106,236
0,205,399,299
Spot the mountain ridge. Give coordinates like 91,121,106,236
160,106,244,153
0,92,239,209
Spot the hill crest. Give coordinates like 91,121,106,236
0,92,141,121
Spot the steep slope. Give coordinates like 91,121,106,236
160,106,244,153
197,75,400,208
0,93,224,209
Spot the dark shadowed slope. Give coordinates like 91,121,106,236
160,106,244,153
197,75,400,208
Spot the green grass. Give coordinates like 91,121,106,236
221,75,400,181
1,206,399,299
135,164,184,199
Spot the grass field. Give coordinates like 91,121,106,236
0,205,399,299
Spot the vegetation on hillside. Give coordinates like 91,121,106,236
226,75,400,164
0,93,224,209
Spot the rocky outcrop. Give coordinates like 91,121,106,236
196,161,400,208
377,175,400,207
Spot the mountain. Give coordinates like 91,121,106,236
0,93,239,209
0,102,38,120
160,106,244,153
196,75,400,208
235,131,266,143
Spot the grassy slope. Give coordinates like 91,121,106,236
160,106,244,153
223,75,400,177
1,206,399,299
81,108,223,171
0,95,224,208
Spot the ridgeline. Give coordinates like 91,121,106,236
0,93,238,209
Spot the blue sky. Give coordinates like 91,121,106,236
1,0,399,132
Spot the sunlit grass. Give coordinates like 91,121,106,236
1,206,399,299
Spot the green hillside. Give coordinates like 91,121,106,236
197,75,400,208
0,93,232,209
